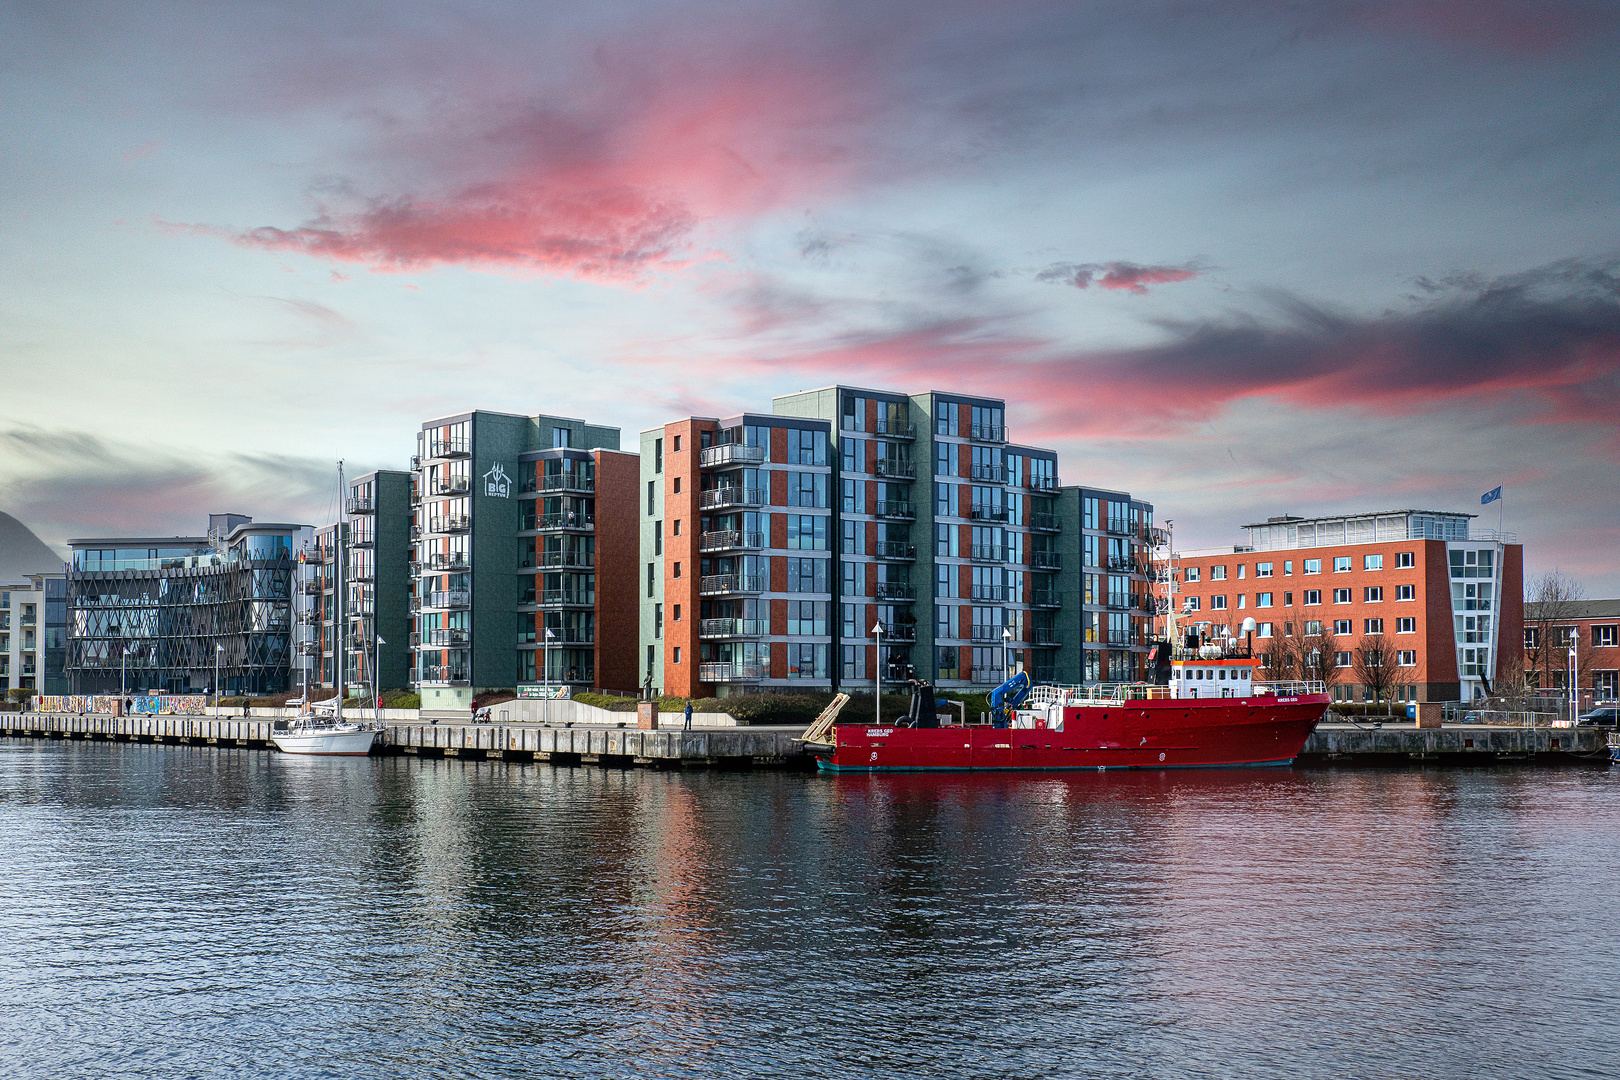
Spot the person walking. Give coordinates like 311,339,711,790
683,699,693,731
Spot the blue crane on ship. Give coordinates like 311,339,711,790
988,671,1032,729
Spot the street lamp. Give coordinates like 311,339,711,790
872,621,884,728
214,642,223,716
1002,625,1013,683
543,627,555,726
375,635,386,727
1569,638,1579,725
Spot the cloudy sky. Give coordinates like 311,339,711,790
3,1,1617,589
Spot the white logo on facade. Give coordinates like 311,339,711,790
483,462,512,498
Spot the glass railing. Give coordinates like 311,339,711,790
699,486,766,510
698,574,766,595
698,444,766,468
699,530,765,553
699,618,768,638
699,662,766,681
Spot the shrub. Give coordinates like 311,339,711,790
574,692,640,712
472,689,517,710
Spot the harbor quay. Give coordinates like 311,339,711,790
1,711,1610,769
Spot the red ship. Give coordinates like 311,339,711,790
805,649,1328,773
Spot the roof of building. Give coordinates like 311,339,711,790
0,511,66,582
1525,599,1620,621
1240,509,1475,528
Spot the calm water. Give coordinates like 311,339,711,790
1,741,1616,1080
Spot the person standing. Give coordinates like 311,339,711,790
683,700,693,730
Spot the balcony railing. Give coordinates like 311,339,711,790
523,474,594,494
1104,630,1138,646
1030,512,1061,532
875,458,916,479
874,501,915,520
422,553,470,571
874,419,916,439
969,424,1005,443
970,626,1006,642
1031,590,1061,609
301,580,324,595
408,596,421,613
409,525,422,540
1107,556,1138,571
430,476,470,495
877,622,917,642
349,569,375,582
699,530,765,553
699,486,766,510
699,444,766,468
537,551,593,569
429,515,471,534
346,496,375,515
428,628,470,648
875,541,916,561
969,463,1005,483
970,504,1008,522
527,628,594,645
699,574,766,596
428,439,470,459
529,514,594,533
349,598,375,615
537,590,593,607
416,669,471,686
1032,628,1061,646
970,584,1006,601
409,455,421,471
1025,474,1058,491
699,618,768,639
699,662,766,682
1106,519,1133,536
874,581,915,601
969,545,1005,562
1031,552,1061,571
969,667,1004,684
426,589,470,609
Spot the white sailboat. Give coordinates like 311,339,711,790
272,459,378,757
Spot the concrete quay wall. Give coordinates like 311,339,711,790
1301,723,1608,764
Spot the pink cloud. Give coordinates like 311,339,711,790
1038,261,1201,295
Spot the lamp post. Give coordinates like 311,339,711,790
120,639,128,700
1002,625,1013,682
1569,638,1578,725
543,627,555,726
214,642,223,716
375,635,385,727
872,621,884,728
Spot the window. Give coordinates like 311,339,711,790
1258,622,1273,637
672,435,681,452
1237,564,1246,579
673,477,681,494
553,426,572,448
654,439,663,473
786,428,827,465
672,604,681,622
647,481,656,516
1396,584,1415,601
672,647,681,664
1304,559,1321,575
1333,588,1351,604
787,515,828,550
1364,586,1383,602
1524,627,1539,650
1305,620,1323,635
1395,551,1414,568
1211,565,1227,581
1284,560,1292,576
1364,554,1383,571
1334,619,1352,635
1257,592,1273,607
654,521,662,556
1365,618,1383,634
1185,567,1201,583
1257,562,1273,577
1335,651,1352,668
787,600,827,636
1303,590,1321,606
1398,650,1417,666
1237,594,1247,609
1183,596,1201,611
1212,595,1228,610
1333,556,1351,572
1595,625,1617,647
1284,591,1293,607
1397,617,1416,633
647,563,655,598
785,558,829,593
654,604,662,639
647,644,655,675
672,519,681,536
786,472,828,507
672,562,681,578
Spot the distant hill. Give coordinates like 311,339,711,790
0,512,67,581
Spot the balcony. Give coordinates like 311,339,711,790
346,496,375,515
408,595,421,613
428,438,470,459
874,419,916,439
416,669,471,686
528,628,594,645
699,574,765,596
699,486,766,510
875,581,916,601
1106,519,1133,536
1031,590,1061,609
970,625,1007,642
699,529,765,553
700,661,767,682
426,589,471,609
429,515,471,534
525,473,595,494
874,501,915,520
301,580,324,595
970,584,1006,602
422,553,470,572
296,641,319,656
1025,475,1058,492
349,598,375,615
536,551,593,570
349,569,375,583
970,504,1008,522
1032,628,1061,646
529,514,594,533
537,589,593,607
409,525,422,540
699,443,766,468
875,541,916,561
875,458,916,480
1030,512,1061,532
969,463,1005,483
427,628,470,648
1107,556,1138,571
877,622,917,643
969,423,1005,443
410,455,421,471
969,545,1005,563
969,667,1004,685
349,536,376,550
1104,630,1138,646
430,476,470,496
297,610,318,625
699,618,768,639
1031,552,1061,571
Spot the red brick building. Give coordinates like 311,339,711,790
1171,511,1522,703
1524,598,1620,705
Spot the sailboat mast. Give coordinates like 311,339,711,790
336,459,345,723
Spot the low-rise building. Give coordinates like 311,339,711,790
1524,598,1620,703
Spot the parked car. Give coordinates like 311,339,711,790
1577,705,1620,728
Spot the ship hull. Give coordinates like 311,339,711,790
816,695,1328,772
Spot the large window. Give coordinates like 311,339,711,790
787,515,827,550
786,472,828,507
785,558,829,593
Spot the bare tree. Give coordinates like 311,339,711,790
1299,630,1340,689
1352,634,1401,705
1523,571,1595,692
1257,634,1299,682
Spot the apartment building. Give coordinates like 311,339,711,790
410,410,637,710
1,574,67,694
643,386,1107,698
297,521,345,697
1172,510,1523,702
344,469,413,694
1524,598,1619,702
1053,487,1157,685
66,515,313,695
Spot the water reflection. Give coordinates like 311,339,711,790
0,740,1615,1080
